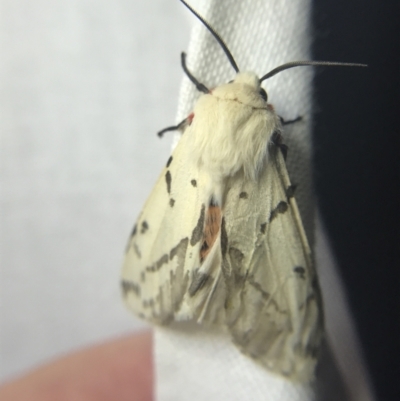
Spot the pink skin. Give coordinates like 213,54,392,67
0,331,153,401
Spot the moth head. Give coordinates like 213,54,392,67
211,72,268,108
234,72,268,102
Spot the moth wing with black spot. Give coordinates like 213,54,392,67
122,131,226,325
221,146,323,381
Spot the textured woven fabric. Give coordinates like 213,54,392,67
155,1,376,400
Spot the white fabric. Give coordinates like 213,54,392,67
155,1,376,401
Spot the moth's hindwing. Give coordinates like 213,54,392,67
221,147,323,381
122,131,226,325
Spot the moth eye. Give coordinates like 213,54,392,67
259,88,268,102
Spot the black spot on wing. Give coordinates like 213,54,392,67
146,253,169,272
294,266,305,274
121,280,140,297
141,221,149,234
169,198,175,207
190,204,205,246
191,179,197,187
286,184,297,199
155,254,169,270
188,269,210,297
294,266,306,279
220,217,228,256
260,222,267,234
239,192,248,199
269,201,288,222
166,156,173,167
165,170,172,194
170,237,189,261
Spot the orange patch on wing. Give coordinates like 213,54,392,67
200,204,221,263
187,112,195,124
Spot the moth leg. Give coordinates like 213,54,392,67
279,115,302,126
181,52,210,94
157,113,194,138
270,130,289,160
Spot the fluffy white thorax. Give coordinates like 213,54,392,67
188,72,280,198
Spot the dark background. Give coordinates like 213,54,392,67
312,0,399,400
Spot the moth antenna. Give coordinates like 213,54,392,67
260,61,367,82
180,0,239,73
181,52,210,93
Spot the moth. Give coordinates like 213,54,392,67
121,0,366,382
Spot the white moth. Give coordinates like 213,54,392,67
121,0,366,382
